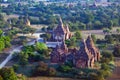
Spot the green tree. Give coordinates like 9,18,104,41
57,65,72,73
3,36,11,48
0,67,17,80
116,29,120,33
0,29,3,36
0,41,5,51
35,42,48,51
100,64,112,78
91,34,96,43
88,72,104,80
33,61,48,76
18,52,29,66
113,44,120,57
48,67,56,76
40,33,51,41
94,20,102,29
103,28,110,34
0,75,3,80
105,35,114,44
107,20,113,30
74,31,82,40
101,51,114,64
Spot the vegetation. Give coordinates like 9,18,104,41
13,42,49,66
33,61,56,76
0,67,17,80
105,34,120,44
1,2,120,31
113,44,120,57
0,0,118,80
0,29,11,51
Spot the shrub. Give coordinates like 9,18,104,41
48,67,56,76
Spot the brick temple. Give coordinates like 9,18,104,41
50,17,72,42
50,36,100,68
48,17,100,68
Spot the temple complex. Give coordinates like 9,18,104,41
47,17,100,68
50,36,101,68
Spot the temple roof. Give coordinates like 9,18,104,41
54,17,70,35
86,35,100,61
86,35,95,47
78,40,92,60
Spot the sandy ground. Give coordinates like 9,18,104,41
81,30,104,39
81,27,120,39
27,77,79,80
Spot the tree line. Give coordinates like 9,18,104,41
1,2,120,31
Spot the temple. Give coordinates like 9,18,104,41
50,36,101,68
50,17,72,41
45,17,72,48
24,18,30,26
50,41,68,63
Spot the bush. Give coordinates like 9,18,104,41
33,61,57,76
0,67,17,80
48,67,56,76
33,61,48,76
57,65,72,73
113,44,120,57
101,51,114,64
0,75,3,80
13,64,19,71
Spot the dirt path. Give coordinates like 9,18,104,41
27,77,79,80
107,57,120,80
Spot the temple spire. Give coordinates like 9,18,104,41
59,16,63,27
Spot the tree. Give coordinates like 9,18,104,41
0,30,11,51
65,37,77,47
40,33,51,41
0,41,5,51
33,61,48,76
18,51,29,66
116,28,120,33
91,34,97,43
57,65,72,73
48,67,56,76
94,20,102,29
103,28,110,34
74,31,82,40
100,63,112,78
113,44,120,57
3,36,11,48
0,29,3,36
0,67,17,80
107,20,113,30
0,14,4,21
105,35,114,44
35,42,48,51
22,45,35,54
88,72,104,80
0,75,3,80
101,51,114,64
